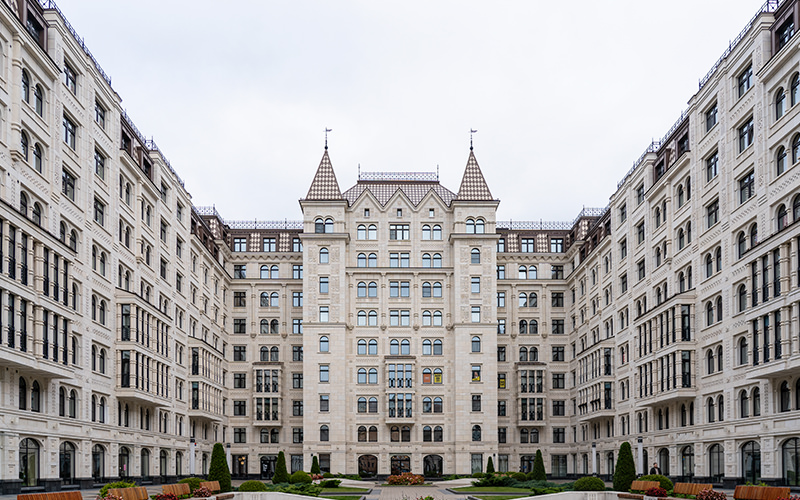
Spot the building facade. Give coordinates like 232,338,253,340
1,0,800,493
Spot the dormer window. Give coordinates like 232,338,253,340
397,209,403,217
429,209,435,218
364,208,370,217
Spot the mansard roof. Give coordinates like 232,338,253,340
456,151,494,201
304,150,343,201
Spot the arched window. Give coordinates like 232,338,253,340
22,69,30,102
530,320,538,334
423,425,432,442
739,337,749,365
270,319,279,334
432,225,442,240
20,191,28,217
357,225,366,240
471,336,481,352
368,368,378,384
778,204,789,231
742,441,761,484
69,390,76,418
319,336,329,353
432,253,442,268
315,218,325,233
433,426,443,442
475,219,485,234
271,265,279,279
270,346,279,361
33,144,42,173
716,296,723,322
422,253,431,267
325,218,333,233
369,426,378,441
519,266,527,280
706,301,714,326
717,395,724,421
358,339,367,355
705,254,713,278
368,225,377,240
368,282,377,297
740,390,750,418
433,310,442,326
471,248,480,264
738,285,747,312
358,426,367,441
34,85,43,116
466,219,475,234
707,397,715,423
793,134,800,164
422,339,431,355
780,381,791,412
433,339,442,355
368,339,378,355
368,253,377,267
357,368,367,384
99,349,106,373
422,225,431,240
433,397,443,412
709,444,724,481
715,247,722,271
368,310,378,326
738,232,747,258
782,438,800,486
260,319,269,334
472,425,481,441
422,282,432,297
793,73,800,106
260,346,269,361
357,253,367,267
19,438,39,487
59,387,66,416
519,320,527,335
519,347,528,361
519,293,528,308
753,387,761,416
776,88,786,119
777,146,787,175
716,345,723,372
400,426,411,442
390,339,400,355
320,425,329,442
401,339,410,355
99,397,106,423
99,300,106,325
707,349,715,374
433,282,442,297
320,248,329,263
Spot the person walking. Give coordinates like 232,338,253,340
649,463,661,475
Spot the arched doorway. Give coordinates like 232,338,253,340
658,448,670,476
233,455,248,478
202,453,208,475
160,450,169,479
681,445,694,479
59,442,76,484
19,438,40,487
423,455,443,477
391,455,411,475
607,452,615,476
742,441,761,484
260,455,277,479
358,455,377,477
582,454,589,474
642,449,648,475
782,438,799,486
119,447,130,477
175,452,183,477
709,444,724,482
141,448,151,478
92,445,105,481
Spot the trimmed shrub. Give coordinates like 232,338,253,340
311,456,321,475
177,478,203,493
238,481,268,492
273,451,290,484
473,475,515,487
99,481,137,498
322,472,335,478
613,441,636,492
290,470,313,484
511,472,528,482
532,450,547,481
637,475,673,492
471,472,486,478
208,443,232,493
697,491,727,500
574,477,606,491
486,457,495,474
320,480,341,488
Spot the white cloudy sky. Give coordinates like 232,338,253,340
58,0,760,222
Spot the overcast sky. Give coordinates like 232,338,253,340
58,0,760,223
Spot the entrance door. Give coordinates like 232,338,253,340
358,455,378,477
391,455,411,475
233,455,248,478
261,455,277,479
423,455,442,477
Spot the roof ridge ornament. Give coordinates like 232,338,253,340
470,129,477,151
324,127,332,150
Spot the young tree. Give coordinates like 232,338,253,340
207,443,232,492
532,450,546,481
613,441,636,492
486,456,495,474
273,451,290,484
311,455,321,475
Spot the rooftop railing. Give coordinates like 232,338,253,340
193,206,301,230
358,171,439,182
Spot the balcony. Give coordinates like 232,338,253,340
746,352,800,380
0,344,73,379
637,378,697,406
578,407,616,422
188,406,223,423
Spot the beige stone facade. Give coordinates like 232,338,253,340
1,0,800,494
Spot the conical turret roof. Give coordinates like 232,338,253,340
305,149,343,200
456,150,494,201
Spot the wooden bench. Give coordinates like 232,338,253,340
199,481,220,493
19,492,84,500
674,483,713,497
734,486,791,500
162,483,191,497
631,481,660,493
108,487,148,500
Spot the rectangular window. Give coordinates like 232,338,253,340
95,101,106,128
233,291,246,307
62,169,76,201
233,373,246,388
552,400,565,416
552,346,565,362
706,151,718,181
707,199,719,228
292,238,302,252
552,319,565,335
471,365,481,382
319,306,329,322
621,273,628,293
320,277,329,294
620,239,627,259
521,238,535,252
637,259,646,280
233,237,247,252
552,373,565,389
778,17,795,49
471,306,481,323
496,291,505,306
94,198,105,226
94,150,105,179
389,224,410,240
263,238,276,252
551,265,564,279
553,427,565,443
472,395,482,412
497,265,505,279
292,373,303,389
293,319,303,334
233,400,246,416
234,265,246,279
498,373,506,389
739,170,755,204
472,277,481,294
233,318,246,334
233,345,246,361
320,395,329,412
552,292,564,307
619,204,627,222
550,238,564,253
636,184,645,205
739,118,754,153
63,115,76,149
233,428,246,443
498,400,506,416
738,64,753,97
293,265,303,279
705,102,717,132
636,221,645,244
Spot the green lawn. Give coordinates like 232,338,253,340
321,496,363,500
321,487,371,493
452,487,532,493
472,495,530,500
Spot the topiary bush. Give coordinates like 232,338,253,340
177,477,203,493
486,457,495,474
99,481,137,498
574,477,606,491
322,472,334,478
473,474,515,487
273,451,290,484
613,441,636,492
290,470,312,484
238,481,268,492
208,443,232,492
311,456,321,475
320,479,341,488
532,450,547,481
637,475,673,492
511,472,528,482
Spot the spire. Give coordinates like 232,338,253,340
456,150,494,201
305,149,343,200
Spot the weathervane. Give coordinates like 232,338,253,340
470,129,477,151
325,128,332,150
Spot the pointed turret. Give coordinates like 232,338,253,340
456,150,494,200
305,149,343,200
